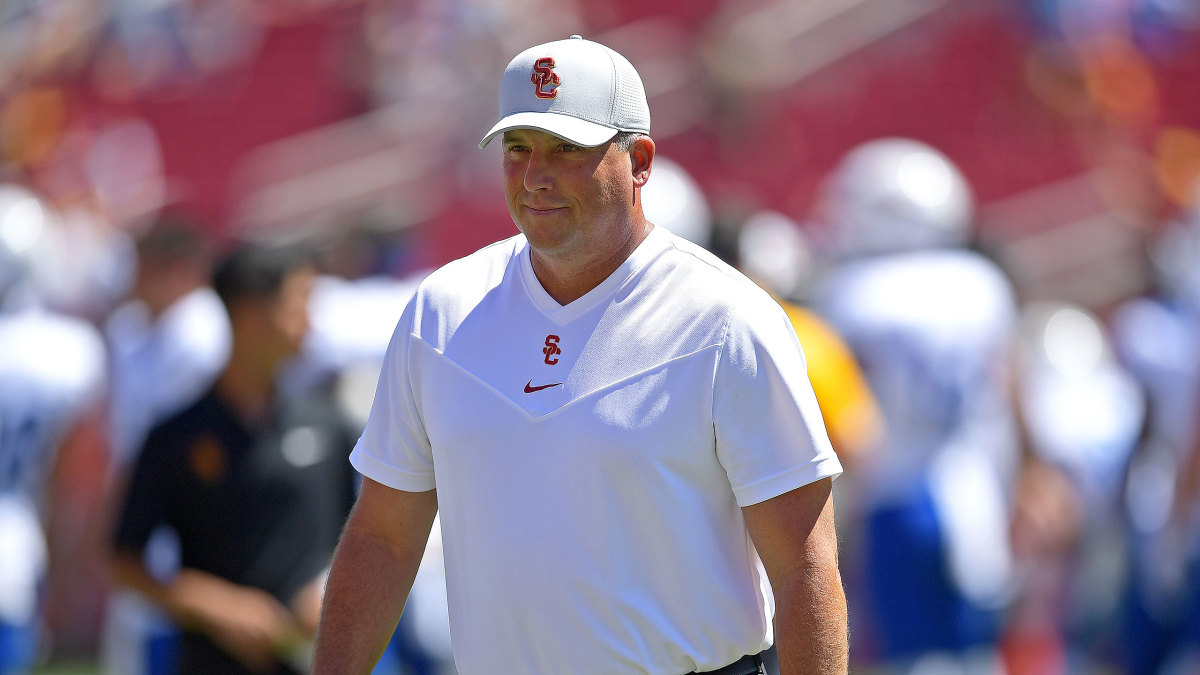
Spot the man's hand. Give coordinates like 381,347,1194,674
290,573,326,638
173,569,297,671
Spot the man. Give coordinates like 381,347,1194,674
0,183,107,674
102,215,232,675
112,243,359,674
314,35,847,675
105,214,231,472
1110,185,1200,673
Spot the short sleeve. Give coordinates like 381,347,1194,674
112,427,173,553
713,297,843,507
350,299,436,492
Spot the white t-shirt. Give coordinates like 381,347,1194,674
103,289,229,675
352,226,841,674
105,287,231,469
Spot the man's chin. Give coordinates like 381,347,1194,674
516,222,575,252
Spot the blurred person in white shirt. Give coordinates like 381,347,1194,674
813,138,1020,674
1008,302,1143,672
0,183,107,673
101,213,230,675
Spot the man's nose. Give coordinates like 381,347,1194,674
523,152,553,192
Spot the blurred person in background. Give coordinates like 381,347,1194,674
813,138,1021,674
1007,302,1143,672
278,220,428,406
104,212,231,476
110,242,359,675
1110,182,1200,674
0,183,107,673
100,213,231,675
268,220,449,675
315,35,845,675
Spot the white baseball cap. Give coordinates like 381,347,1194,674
479,35,650,149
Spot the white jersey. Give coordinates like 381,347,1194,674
105,287,231,468
815,249,1019,606
816,250,1019,489
0,309,105,624
352,226,840,674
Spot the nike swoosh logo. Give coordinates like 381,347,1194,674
524,380,563,393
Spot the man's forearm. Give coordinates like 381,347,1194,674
313,483,437,675
772,565,849,674
311,524,415,673
741,479,848,675
111,552,227,631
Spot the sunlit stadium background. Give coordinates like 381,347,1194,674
2,0,1199,672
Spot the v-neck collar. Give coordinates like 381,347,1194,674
518,226,666,324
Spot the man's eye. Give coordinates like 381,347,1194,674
559,144,579,152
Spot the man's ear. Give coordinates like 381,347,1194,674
630,136,655,188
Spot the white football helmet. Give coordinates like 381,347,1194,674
642,156,712,248
819,138,973,258
737,210,813,301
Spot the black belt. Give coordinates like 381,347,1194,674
692,651,766,675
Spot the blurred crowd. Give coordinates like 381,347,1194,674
1,0,1200,674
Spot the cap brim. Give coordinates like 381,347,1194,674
478,112,620,149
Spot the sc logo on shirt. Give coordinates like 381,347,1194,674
543,335,561,365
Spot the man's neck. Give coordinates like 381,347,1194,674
215,346,280,424
531,220,654,305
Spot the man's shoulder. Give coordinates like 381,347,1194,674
0,309,106,390
818,249,1017,340
648,231,782,318
0,312,107,441
143,389,225,447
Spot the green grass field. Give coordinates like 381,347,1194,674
33,660,100,675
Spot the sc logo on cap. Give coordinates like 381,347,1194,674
531,57,559,99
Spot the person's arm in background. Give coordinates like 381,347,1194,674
109,421,303,672
43,406,110,650
110,550,301,671
312,478,438,675
742,477,848,674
